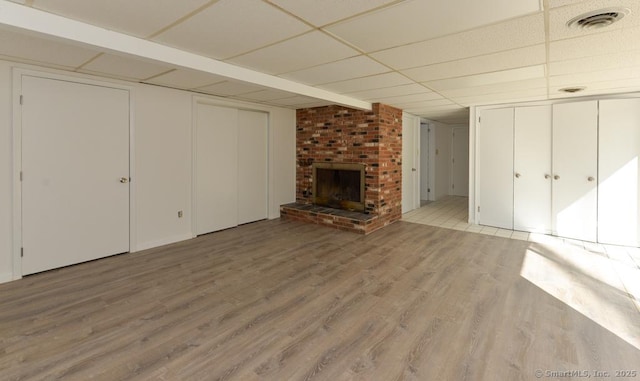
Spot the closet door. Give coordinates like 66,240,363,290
196,104,238,234
552,101,598,242
21,76,130,275
514,105,551,233
237,110,268,225
598,98,640,246
478,108,514,229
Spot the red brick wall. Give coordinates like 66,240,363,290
295,103,402,232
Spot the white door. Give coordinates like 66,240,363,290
237,110,268,225
598,98,640,246
21,76,130,275
196,104,238,234
419,123,430,201
402,114,419,213
552,101,598,242
451,127,469,197
477,108,514,229
514,106,552,233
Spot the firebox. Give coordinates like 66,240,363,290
312,162,366,212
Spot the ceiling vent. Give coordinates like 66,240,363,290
559,87,586,93
567,8,630,30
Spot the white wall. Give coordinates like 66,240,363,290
0,60,296,282
134,85,193,251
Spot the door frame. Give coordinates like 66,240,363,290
191,96,271,237
11,68,135,281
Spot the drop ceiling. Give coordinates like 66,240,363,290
1,0,640,125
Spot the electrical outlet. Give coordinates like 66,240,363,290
178,210,183,218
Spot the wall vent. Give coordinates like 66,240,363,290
567,8,629,30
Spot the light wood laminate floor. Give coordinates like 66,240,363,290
1,219,639,380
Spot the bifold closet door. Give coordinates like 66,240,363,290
514,105,551,233
196,104,238,234
477,108,514,229
552,101,598,242
21,76,130,275
237,110,268,225
598,98,640,246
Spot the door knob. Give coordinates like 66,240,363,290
412,168,416,172
515,173,521,178
554,175,560,180
587,176,595,182
544,174,550,179
120,177,129,183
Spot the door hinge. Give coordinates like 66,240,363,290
20,171,22,181
427,188,431,193
478,116,481,123
19,95,23,105
477,206,480,212
452,184,455,189
21,247,24,257
452,158,455,164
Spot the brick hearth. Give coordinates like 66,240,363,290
281,103,402,234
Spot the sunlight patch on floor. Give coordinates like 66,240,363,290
520,243,640,350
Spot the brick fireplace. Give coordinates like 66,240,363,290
280,103,402,234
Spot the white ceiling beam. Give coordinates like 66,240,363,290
0,0,372,110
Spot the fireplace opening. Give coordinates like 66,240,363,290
312,163,365,212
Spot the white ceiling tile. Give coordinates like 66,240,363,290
269,0,399,26
325,0,540,52
317,72,413,93
549,51,640,75
227,31,358,75
391,98,458,110
195,80,267,96
425,65,546,92
453,88,548,104
32,0,210,37
279,55,389,85
80,53,172,81
401,45,546,82
371,91,444,104
549,66,640,88
548,0,588,8
344,83,428,100
153,0,310,60
549,0,640,41
7,0,27,3
549,25,640,61
371,13,545,69
0,29,99,68
439,78,548,98
145,69,226,89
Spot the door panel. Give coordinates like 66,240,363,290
552,101,598,242
451,127,469,197
22,76,130,275
514,106,551,233
598,99,640,246
402,114,418,213
478,108,514,229
196,104,238,234
237,110,268,225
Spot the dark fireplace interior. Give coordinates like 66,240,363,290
313,163,365,212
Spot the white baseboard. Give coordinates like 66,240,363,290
134,233,194,252
0,272,14,284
